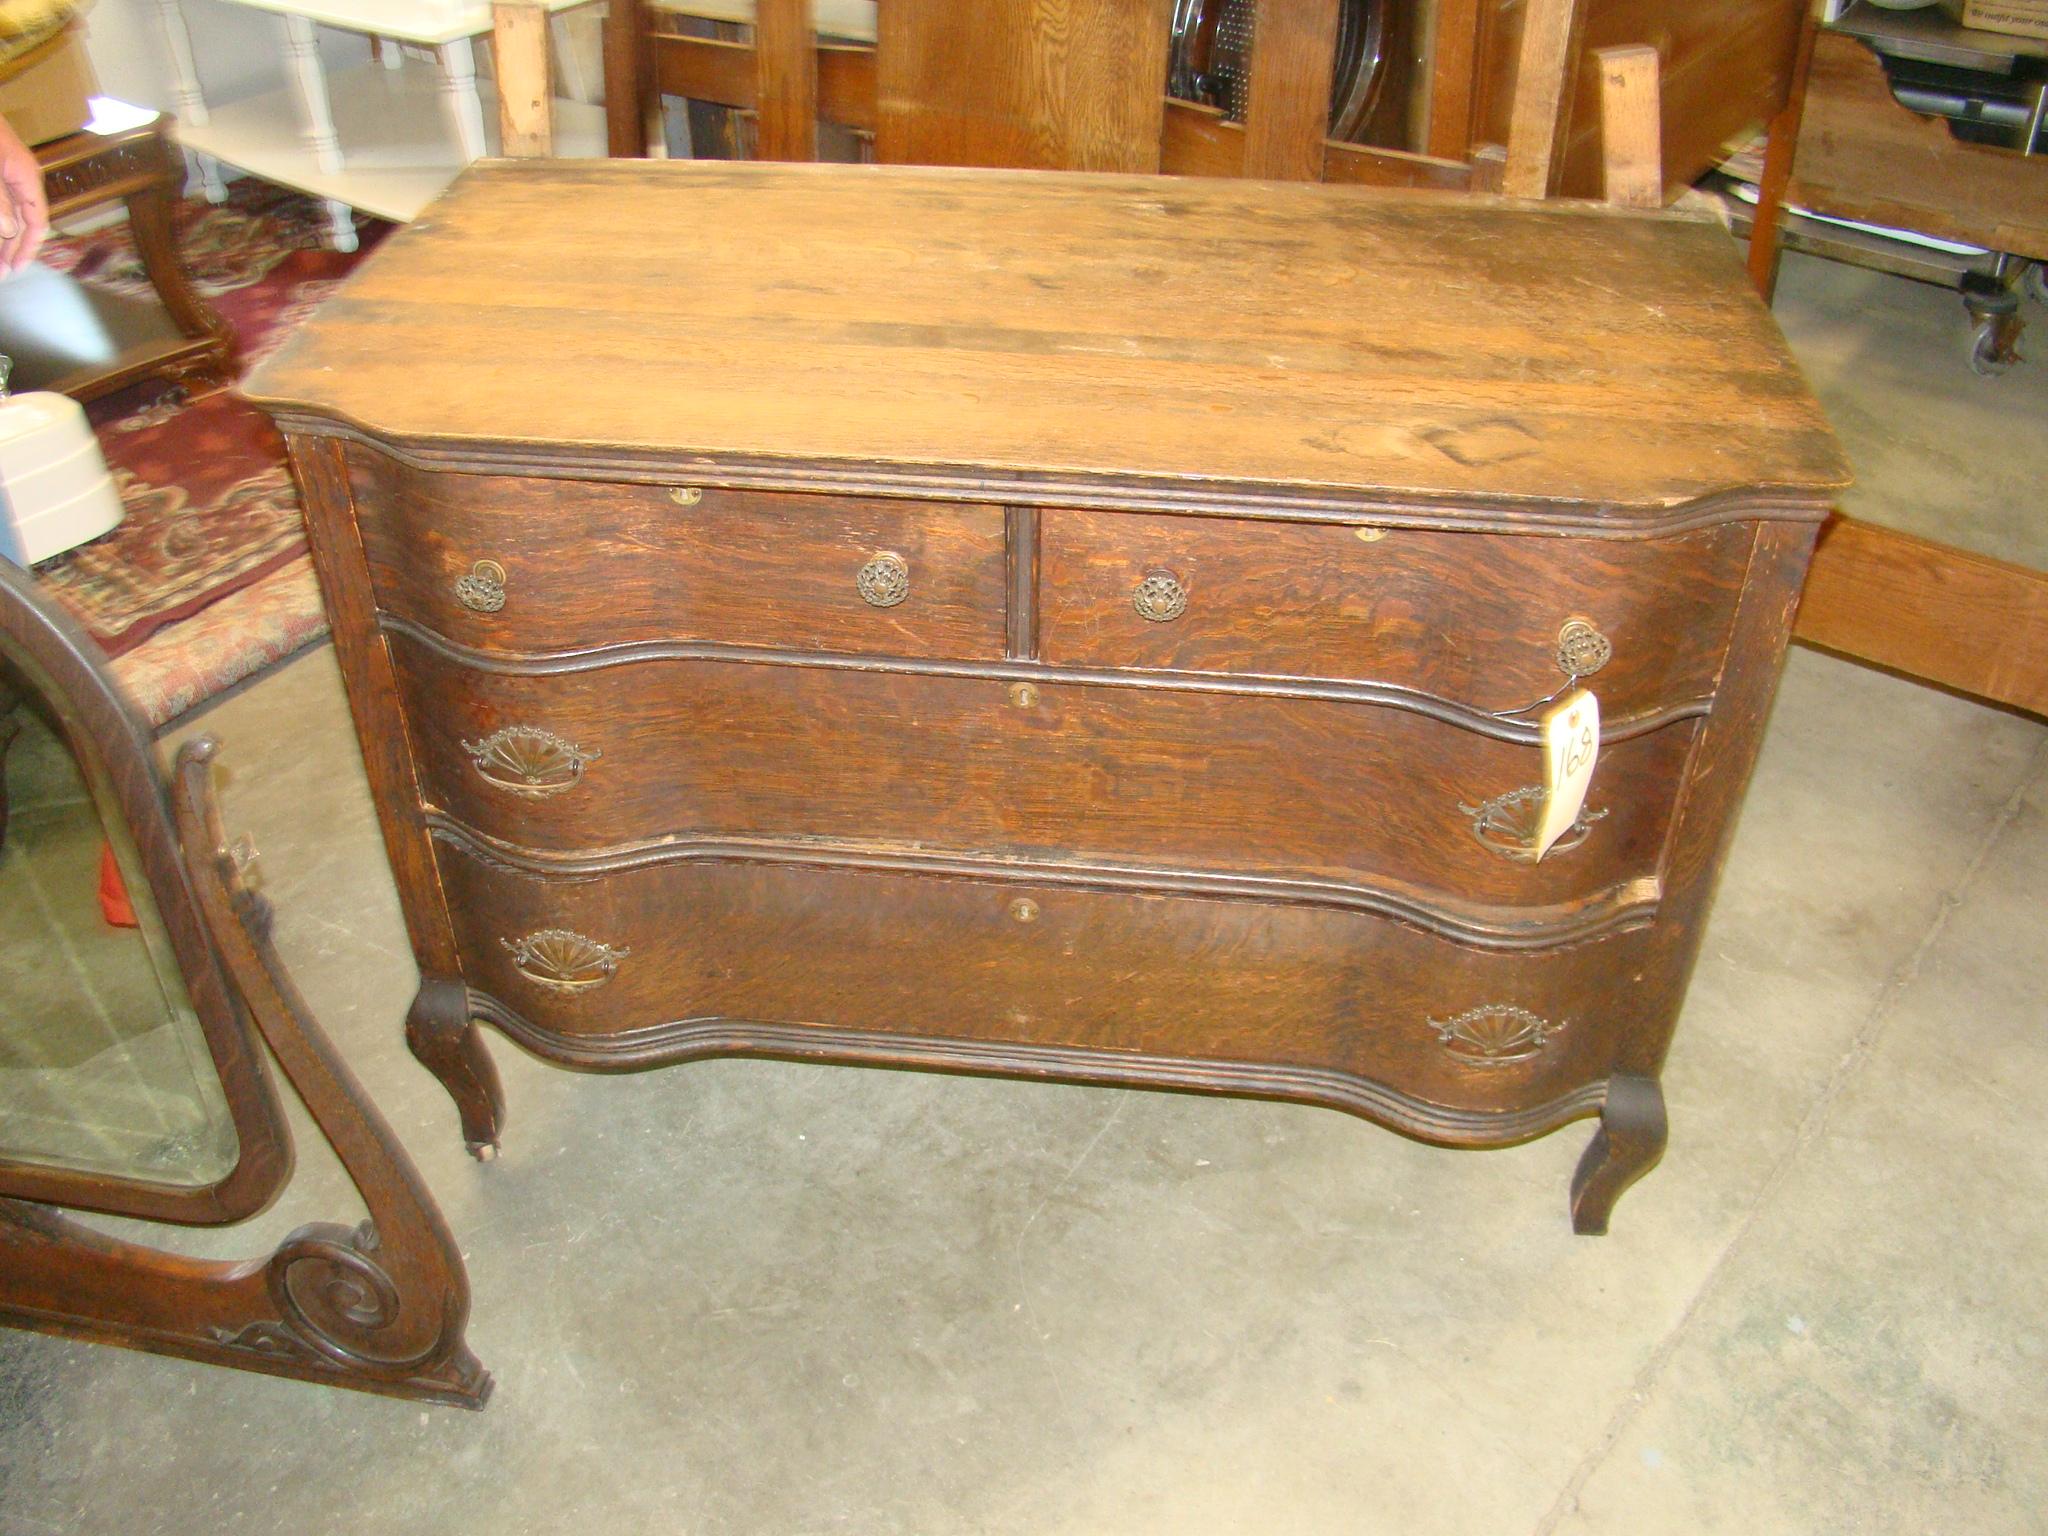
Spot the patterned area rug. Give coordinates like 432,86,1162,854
29,182,386,726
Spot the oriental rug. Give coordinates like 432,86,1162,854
29,181,386,726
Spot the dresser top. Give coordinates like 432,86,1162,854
244,160,1849,518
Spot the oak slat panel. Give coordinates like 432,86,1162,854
874,0,1174,171
244,161,1849,514
753,0,817,160
1478,0,1806,200
1794,517,2048,719
1243,0,1339,180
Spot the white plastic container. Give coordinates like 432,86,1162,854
0,390,124,566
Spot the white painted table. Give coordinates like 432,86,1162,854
152,0,605,250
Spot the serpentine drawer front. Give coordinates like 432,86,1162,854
244,160,1850,1234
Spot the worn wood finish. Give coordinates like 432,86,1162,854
602,0,650,155
1795,517,2048,720
1425,0,1488,158
1477,0,1808,200
873,0,1175,171
386,637,1699,929
1595,43,1663,207
0,568,486,1407
753,0,819,160
491,3,555,158
437,850,1651,1127
610,0,1431,188
1744,0,1821,299
248,162,1848,515
1243,0,1340,179
252,161,1845,1231
1035,509,1750,714
1502,0,1585,196
346,460,1010,660
1788,30,2048,262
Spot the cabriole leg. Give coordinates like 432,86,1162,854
1569,1075,1667,1235
406,978,505,1159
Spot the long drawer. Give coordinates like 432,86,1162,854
346,449,1011,660
389,637,1694,931
1036,508,1752,717
434,847,1658,1119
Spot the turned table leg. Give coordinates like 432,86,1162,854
153,0,228,202
1569,1075,1667,1235
438,36,492,164
406,978,506,1160
280,13,359,253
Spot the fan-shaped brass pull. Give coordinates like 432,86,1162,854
462,726,600,799
500,929,629,992
1460,786,1608,862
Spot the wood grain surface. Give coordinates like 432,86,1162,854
1789,30,2048,262
1475,0,1807,201
244,160,1848,515
347,453,1010,661
384,633,1695,932
435,849,1652,1123
874,0,1174,172
1035,508,1750,715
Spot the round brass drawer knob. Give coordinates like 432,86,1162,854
857,553,910,608
454,560,507,614
1555,618,1613,678
1132,571,1188,623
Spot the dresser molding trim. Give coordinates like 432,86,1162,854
461,988,1614,1150
280,418,1833,539
424,818,1663,951
379,617,1713,748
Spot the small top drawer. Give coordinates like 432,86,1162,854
345,448,1009,660
1036,509,1753,717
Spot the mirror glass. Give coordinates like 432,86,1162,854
0,663,238,1186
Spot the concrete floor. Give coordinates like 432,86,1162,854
2,252,2045,1534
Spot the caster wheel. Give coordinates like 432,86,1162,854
1966,317,2015,376
2025,263,2048,307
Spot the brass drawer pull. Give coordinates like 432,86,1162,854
857,553,910,608
1132,571,1188,623
462,726,601,799
1461,786,1607,862
454,560,507,614
1429,1004,1566,1065
1555,617,1612,678
500,929,630,992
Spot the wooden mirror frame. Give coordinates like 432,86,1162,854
0,563,488,1407
0,559,292,1224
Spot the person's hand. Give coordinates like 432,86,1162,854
0,112,50,276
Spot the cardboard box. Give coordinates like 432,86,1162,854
1942,0,2048,42
0,23,96,148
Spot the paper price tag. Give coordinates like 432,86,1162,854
1534,689,1600,862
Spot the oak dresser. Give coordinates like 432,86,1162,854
245,159,1849,1233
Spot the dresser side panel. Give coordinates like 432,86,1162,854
1601,519,1820,1079
285,433,462,976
